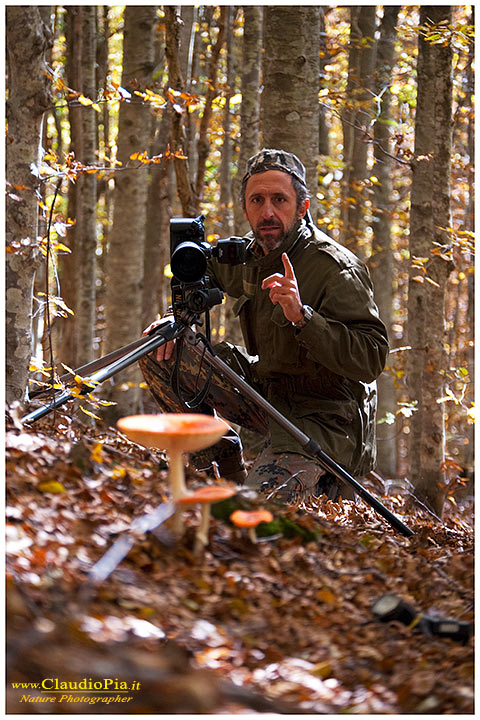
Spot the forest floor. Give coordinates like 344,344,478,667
6,410,474,715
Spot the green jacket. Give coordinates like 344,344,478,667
207,220,389,476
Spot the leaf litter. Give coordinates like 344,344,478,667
6,411,474,714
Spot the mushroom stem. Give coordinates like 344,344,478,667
168,450,190,535
194,504,212,554
176,486,236,554
230,510,273,544
168,450,189,502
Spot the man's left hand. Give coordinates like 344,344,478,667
261,253,303,324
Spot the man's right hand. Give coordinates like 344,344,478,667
142,316,176,362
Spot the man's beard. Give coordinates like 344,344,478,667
254,218,297,254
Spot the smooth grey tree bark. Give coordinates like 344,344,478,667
103,6,157,420
369,6,400,478
218,6,235,239
6,7,52,404
407,6,454,516
74,6,98,368
232,6,262,235
262,6,320,220
341,6,377,257
164,5,197,216
59,7,81,368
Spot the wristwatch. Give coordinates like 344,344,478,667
293,304,313,329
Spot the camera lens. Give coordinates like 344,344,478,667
171,241,208,283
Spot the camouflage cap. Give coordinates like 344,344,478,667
242,148,307,187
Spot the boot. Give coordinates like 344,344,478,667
189,429,247,485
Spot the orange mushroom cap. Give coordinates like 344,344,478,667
230,509,274,528
176,486,236,506
117,413,229,453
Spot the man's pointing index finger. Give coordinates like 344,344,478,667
282,252,295,279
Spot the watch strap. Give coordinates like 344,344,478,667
293,304,313,329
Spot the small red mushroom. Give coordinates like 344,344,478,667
230,509,274,543
177,485,236,553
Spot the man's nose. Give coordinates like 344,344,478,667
261,202,274,219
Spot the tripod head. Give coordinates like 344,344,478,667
170,214,247,324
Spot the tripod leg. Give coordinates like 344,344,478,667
184,330,414,537
22,321,185,425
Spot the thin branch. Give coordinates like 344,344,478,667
44,177,63,421
320,101,413,168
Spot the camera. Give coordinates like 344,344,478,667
169,215,247,319
170,215,247,284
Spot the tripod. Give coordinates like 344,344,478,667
21,316,414,538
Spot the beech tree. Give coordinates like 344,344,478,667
103,6,157,419
219,8,244,345
74,6,97,369
194,7,226,206
6,7,52,405
218,6,235,240
232,6,262,236
369,6,401,477
318,7,331,156
143,110,171,325
340,6,377,256
164,5,197,216
407,6,454,516
142,18,169,325
262,6,320,219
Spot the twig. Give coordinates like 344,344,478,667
432,561,472,599
44,177,63,423
320,101,413,168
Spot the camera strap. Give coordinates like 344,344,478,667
170,331,213,411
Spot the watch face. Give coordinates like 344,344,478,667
303,305,313,322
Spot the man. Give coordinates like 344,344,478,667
140,149,388,503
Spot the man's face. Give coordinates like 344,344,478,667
243,170,309,253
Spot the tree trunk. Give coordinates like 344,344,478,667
185,7,201,186
194,7,226,205
369,6,400,478
463,15,474,484
232,6,262,236
103,5,156,420
143,109,171,326
59,7,82,368
218,6,235,239
179,5,195,81
262,6,320,220
164,5,197,216
142,17,168,328
6,7,52,405
74,6,97,368
179,5,197,179
341,6,377,256
95,6,112,357
221,8,243,347
407,6,454,516
318,7,331,156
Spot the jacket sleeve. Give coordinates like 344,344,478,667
296,265,389,383
206,257,244,298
